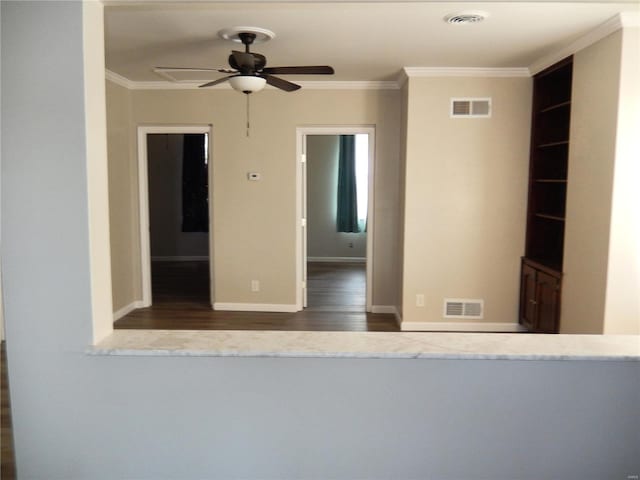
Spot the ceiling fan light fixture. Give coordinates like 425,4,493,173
228,75,267,94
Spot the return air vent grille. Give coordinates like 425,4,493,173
451,98,491,118
444,299,484,318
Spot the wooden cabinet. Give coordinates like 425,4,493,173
520,258,561,333
520,56,572,333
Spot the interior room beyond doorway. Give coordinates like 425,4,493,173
305,134,370,313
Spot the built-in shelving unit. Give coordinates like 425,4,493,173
520,56,573,333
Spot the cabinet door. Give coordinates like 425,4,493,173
520,264,537,330
535,271,560,333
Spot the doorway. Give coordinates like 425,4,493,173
296,127,375,312
137,126,214,307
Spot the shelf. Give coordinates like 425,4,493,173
537,140,569,149
523,56,572,320
522,257,562,276
534,213,565,222
539,100,571,114
534,179,567,184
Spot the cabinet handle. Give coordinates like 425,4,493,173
529,299,537,305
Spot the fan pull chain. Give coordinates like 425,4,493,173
246,94,250,137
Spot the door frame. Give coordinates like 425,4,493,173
137,125,214,307
295,126,376,312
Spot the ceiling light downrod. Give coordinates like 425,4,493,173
229,33,267,95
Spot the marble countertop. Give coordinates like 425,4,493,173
89,330,640,361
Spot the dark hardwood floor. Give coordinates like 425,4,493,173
306,262,365,312
115,261,398,331
1,341,16,480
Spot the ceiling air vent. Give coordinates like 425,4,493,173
445,11,488,24
451,98,491,118
444,299,484,319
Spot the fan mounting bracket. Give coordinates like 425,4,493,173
218,26,275,44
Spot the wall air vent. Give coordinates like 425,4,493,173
444,299,484,319
451,98,491,118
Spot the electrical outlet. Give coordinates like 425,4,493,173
251,280,260,292
348,242,354,248
416,294,425,307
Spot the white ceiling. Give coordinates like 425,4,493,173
104,1,640,84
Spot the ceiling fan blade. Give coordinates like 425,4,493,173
155,67,223,72
198,75,235,88
156,67,237,75
261,66,334,75
262,74,301,92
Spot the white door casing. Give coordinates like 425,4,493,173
136,125,213,307
295,126,376,312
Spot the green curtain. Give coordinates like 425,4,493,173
336,135,360,233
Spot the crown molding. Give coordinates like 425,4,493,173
105,70,399,91
402,67,531,78
298,81,399,90
529,12,637,75
105,70,135,89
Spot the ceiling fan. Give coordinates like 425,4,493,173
155,28,335,94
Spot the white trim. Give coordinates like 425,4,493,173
402,67,530,78
371,305,396,314
528,13,629,75
105,69,134,89
0,271,4,341
113,301,145,321
297,81,398,90
307,256,366,263
213,303,298,313
151,256,209,262
394,308,403,327
296,126,376,313
400,321,525,332
137,125,214,308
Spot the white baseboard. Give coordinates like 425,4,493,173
213,302,298,313
113,301,145,321
394,308,403,327
371,305,396,314
307,257,366,263
400,321,526,332
372,305,404,329
151,256,209,262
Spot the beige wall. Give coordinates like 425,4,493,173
107,87,401,308
147,134,209,258
563,27,640,335
401,76,531,326
562,32,622,333
307,135,367,259
106,80,140,312
603,26,640,334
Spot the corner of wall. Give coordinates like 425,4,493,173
83,1,114,342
